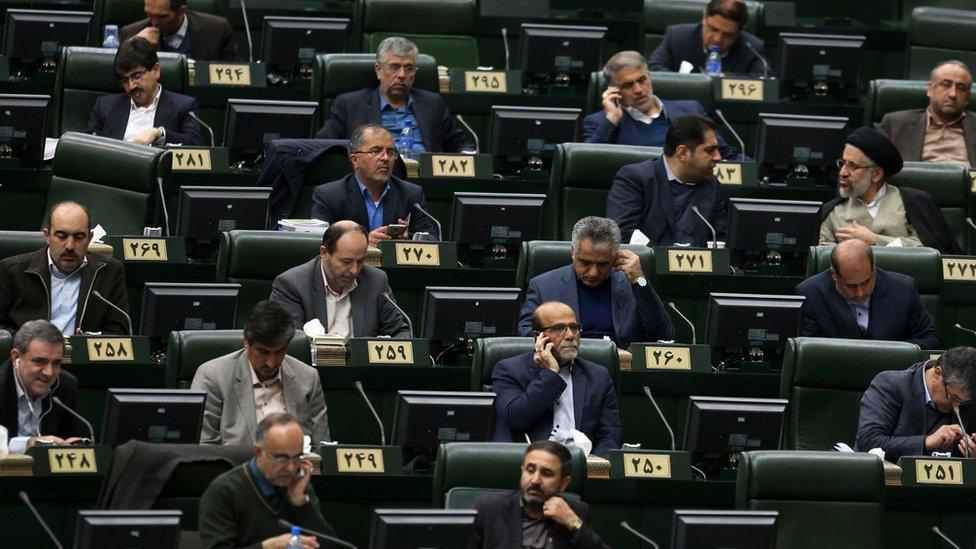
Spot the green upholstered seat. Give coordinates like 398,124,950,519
54,46,187,136
215,230,322,328
641,0,762,57
0,329,11,359
49,132,171,235
736,450,884,549
548,142,662,240
889,162,971,253
431,442,586,508
90,0,223,46
165,329,311,388
0,230,44,260
908,8,976,80
515,240,655,290
587,70,715,117
359,0,478,67
779,337,922,451
470,336,619,392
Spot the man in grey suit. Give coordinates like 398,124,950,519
879,60,974,168
269,220,411,338
191,300,329,446
856,346,976,462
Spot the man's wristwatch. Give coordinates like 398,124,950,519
568,517,583,533
634,276,647,287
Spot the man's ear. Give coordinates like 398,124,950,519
558,475,571,493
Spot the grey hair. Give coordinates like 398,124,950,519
603,50,648,81
349,123,391,153
939,347,976,395
255,412,301,445
571,216,621,252
13,320,64,354
930,60,972,82
376,36,418,63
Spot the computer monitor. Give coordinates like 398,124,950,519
421,287,522,354
369,509,478,549
488,105,581,174
519,23,606,89
139,282,241,339
100,389,207,445
222,99,318,163
755,113,848,186
778,32,865,103
3,9,91,74
74,510,181,549
705,293,805,370
671,510,779,548
451,192,547,265
261,16,349,78
0,94,50,164
176,186,271,259
683,396,788,476
391,390,496,469
726,197,823,273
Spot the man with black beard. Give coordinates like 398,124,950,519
469,441,610,548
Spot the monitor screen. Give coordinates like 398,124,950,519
671,510,779,549
519,23,606,78
421,286,522,344
74,510,182,549
683,396,788,457
139,282,241,338
261,16,349,76
778,32,865,102
222,99,318,157
369,509,478,549
451,192,547,247
706,292,805,351
755,113,848,185
488,106,580,171
3,9,91,70
391,390,496,453
99,389,207,445
0,94,50,164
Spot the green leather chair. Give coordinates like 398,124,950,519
90,0,223,46
358,0,478,68
641,0,762,58
48,132,171,235
215,230,322,328
548,142,662,240
165,329,311,388
515,240,655,290
889,162,971,253
0,329,11,359
736,451,884,549
908,8,976,80
53,46,187,136
470,336,619,392
864,78,976,128
0,230,44,260
779,337,922,451
586,71,715,118
432,442,586,508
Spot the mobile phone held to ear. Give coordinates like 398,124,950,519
295,468,306,480
386,224,407,239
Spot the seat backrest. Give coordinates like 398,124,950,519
54,46,187,136
90,0,222,45
49,132,171,235
360,0,478,67
514,240,655,290
0,330,11,360
805,245,941,294
215,230,323,328
431,442,586,507
865,79,976,128
470,336,619,391
587,70,714,116
165,329,311,388
549,142,662,240
736,451,883,549
779,337,922,451
908,7,976,80
0,231,45,260
890,162,971,252
641,0,762,57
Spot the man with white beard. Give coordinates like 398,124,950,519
818,127,961,254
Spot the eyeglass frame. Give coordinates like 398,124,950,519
352,147,400,159
536,323,582,335
835,158,875,172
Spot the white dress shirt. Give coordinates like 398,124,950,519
320,264,357,340
549,364,576,445
47,250,87,335
250,363,285,425
123,84,162,143
164,15,189,50
8,365,45,454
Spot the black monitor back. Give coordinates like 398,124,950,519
755,113,848,184
727,198,822,254
74,510,182,549
0,94,50,164
390,390,496,452
177,186,271,240
519,23,606,77
706,292,805,351
3,10,92,67
261,16,349,75
488,105,580,170
421,286,522,343
683,396,787,455
99,388,207,445
451,192,547,246
777,32,865,102
671,509,779,549
222,99,318,156
369,509,478,549
139,282,241,338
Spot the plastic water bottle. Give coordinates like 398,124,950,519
705,45,722,77
285,526,303,548
102,25,120,49
397,124,415,160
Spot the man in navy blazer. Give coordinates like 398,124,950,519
856,347,976,461
85,37,203,146
607,114,728,246
648,0,767,77
795,239,942,350
314,36,474,154
493,301,621,458
584,51,742,160
519,216,673,349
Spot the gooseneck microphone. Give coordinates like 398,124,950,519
455,114,480,153
931,526,960,549
19,491,64,549
51,396,95,444
501,27,510,71
667,302,696,345
642,385,675,452
412,202,443,241
278,519,358,549
966,217,976,234
188,111,215,147
92,290,133,336
690,205,718,249
620,521,660,549
954,324,976,337
382,292,413,338
713,109,746,161
744,40,771,80
354,381,386,446
238,0,254,63
156,175,170,236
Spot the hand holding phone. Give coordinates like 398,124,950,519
601,86,624,125
286,459,313,506
386,224,408,239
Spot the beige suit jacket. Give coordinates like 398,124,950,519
819,184,922,247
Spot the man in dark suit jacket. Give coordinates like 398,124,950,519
470,441,610,549
879,60,975,168
648,0,766,77
856,347,976,462
311,124,436,244
85,37,203,146
584,50,742,160
494,302,621,458
795,239,942,350
519,216,673,349
607,113,727,246
121,0,240,62
1,320,85,453
314,36,474,154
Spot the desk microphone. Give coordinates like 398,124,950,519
713,109,746,161
931,526,960,549
620,521,660,548
966,217,976,234
501,27,510,71
954,324,976,338
642,385,675,452
19,491,63,549
188,111,215,147
382,292,413,338
691,205,718,249
455,114,480,154
156,175,170,236
92,290,133,336
238,0,254,63
51,396,95,444
412,202,443,241
744,40,772,80
354,381,386,447
667,302,696,345
278,519,358,549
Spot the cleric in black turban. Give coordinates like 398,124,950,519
845,127,903,178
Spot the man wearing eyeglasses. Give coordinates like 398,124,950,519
493,301,621,458
879,60,974,169
856,346,976,462
199,412,337,549
314,36,474,155
85,37,204,146
819,127,961,255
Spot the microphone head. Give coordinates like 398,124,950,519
354,380,364,391
642,385,652,397
967,218,973,224
51,396,63,405
667,301,677,309
18,491,30,504
92,290,103,298
691,205,701,214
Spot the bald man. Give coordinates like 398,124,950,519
795,239,942,350
492,301,621,458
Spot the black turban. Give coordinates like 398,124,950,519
844,127,903,178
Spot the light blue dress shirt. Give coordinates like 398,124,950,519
8,368,44,454
356,175,390,232
48,250,88,335
379,92,426,157
847,296,871,333
549,364,576,445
